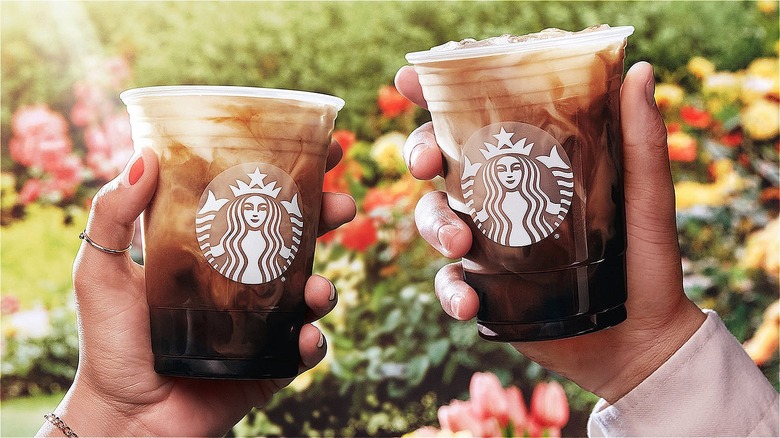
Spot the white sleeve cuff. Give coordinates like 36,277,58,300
588,309,779,437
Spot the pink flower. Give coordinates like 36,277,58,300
505,385,529,432
530,381,570,429
438,400,501,437
9,105,72,170
70,83,107,127
470,372,510,423
47,154,84,198
1,295,21,315
18,179,43,205
104,56,131,89
85,114,134,180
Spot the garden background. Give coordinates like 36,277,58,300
1,1,778,436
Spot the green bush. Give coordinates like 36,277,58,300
2,1,776,145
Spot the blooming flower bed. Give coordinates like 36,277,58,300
1,2,778,435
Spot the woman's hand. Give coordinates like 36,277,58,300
38,140,356,437
396,61,706,403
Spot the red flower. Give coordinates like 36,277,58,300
666,121,682,134
318,229,338,244
530,381,570,429
339,215,378,251
363,187,404,214
680,105,712,129
332,129,357,153
378,85,414,118
720,129,744,148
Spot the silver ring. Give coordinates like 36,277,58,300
79,231,132,255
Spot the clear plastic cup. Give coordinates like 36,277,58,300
406,26,634,341
121,86,344,378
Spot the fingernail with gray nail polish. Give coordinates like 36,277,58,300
328,283,336,301
317,333,325,348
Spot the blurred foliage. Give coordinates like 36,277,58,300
2,1,778,145
0,204,87,308
1,1,778,436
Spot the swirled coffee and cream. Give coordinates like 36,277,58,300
406,25,634,341
121,87,343,378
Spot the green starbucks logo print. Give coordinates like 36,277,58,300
461,123,573,247
196,163,302,284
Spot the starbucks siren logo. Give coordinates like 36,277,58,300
196,163,303,284
461,122,573,247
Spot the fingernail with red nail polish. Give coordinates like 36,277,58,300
121,152,144,188
128,155,144,185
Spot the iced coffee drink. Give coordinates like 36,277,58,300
406,25,634,341
121,86,343,378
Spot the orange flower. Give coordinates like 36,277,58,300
529,381,570,429
332,129,357,153
680,105,712,129
668,132,698,162
378,85,414,118
339,214,378,251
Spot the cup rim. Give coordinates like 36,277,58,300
120,85,345,110
405,25,635,64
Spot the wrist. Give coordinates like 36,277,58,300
36,375,151,437
596,300,706,403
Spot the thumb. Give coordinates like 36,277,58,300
620,62,684,296
84,147,158,249
76,147,158,279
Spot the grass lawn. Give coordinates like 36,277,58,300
1,392,65,437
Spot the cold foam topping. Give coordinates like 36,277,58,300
431,25,610,51
406,25,633,64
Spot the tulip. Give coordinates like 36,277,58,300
505,385,529,433
469,372,509,423
530,381,570,429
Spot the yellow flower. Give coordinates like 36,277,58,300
743,300,779,366
371,132,408,176
742,98,780,140
654,83,685,111
675,159,746,210
740,218,780,278
757,0,778,14
687,56,716,79
675,181,727,209
741,74,779,104
747,58,779,79
703,72,743,104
